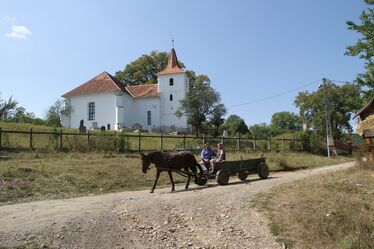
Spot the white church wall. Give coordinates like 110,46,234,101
67,92,117,130
132,98,160,131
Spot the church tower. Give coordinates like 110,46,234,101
157,48,190,131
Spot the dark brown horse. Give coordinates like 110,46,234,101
140,151,203,193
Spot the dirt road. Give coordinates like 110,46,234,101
0,162,354,249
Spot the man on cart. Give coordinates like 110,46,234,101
199,143,216,173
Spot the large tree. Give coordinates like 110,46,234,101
270,111,302,135
221,115,248,136
0,94,18,120
248,123,272,139
294,82,361,139
176,73,226,136
346,0,374,101
45,99,72,127
115,51,185,85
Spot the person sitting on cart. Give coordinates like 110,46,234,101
199,143,216,172
210,143,226,172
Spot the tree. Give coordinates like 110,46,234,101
10,107,36,123
294,82,361,140
115,51,185,85
45,99,72,127
248,123,272,139
221,115,248,136
176,74,226,136
346,0,374,101
0,94,18,120
270,111,302,135
208,104,227,136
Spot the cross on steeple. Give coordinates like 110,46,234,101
171,34,174,48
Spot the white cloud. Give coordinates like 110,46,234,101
5,25,32,39
2,16,16,23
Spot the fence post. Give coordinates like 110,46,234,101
294,135,297,151
282,138,285,150
183,134,186,149
160,133,163,151
237,132,240,151
221,136,224,146
59,130,63,150
29,128,33,150
138,132,141,151
87,130,91,150
202,134,206,145
0,127,2,149
267,137,271,151
253,136,256,151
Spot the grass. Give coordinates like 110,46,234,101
0,150,353,205
254,166,374,249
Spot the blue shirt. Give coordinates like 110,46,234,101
201,149,216,160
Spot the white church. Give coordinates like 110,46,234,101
62,48,190,132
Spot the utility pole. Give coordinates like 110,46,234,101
320,78,335,157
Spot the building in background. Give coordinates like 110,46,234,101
62,48,190,133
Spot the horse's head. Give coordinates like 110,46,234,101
140,153,151,173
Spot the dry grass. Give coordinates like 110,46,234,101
0,150,353,206
255,167,374,249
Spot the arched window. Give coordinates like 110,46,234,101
170,94,173,101
147,111,151,125
169,78,174,86
88,102,95,120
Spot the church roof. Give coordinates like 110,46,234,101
158,48,185,75
63,71,129,97
126,84,159,98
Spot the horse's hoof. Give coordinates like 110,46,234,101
171,188,175,192
150,190,154,193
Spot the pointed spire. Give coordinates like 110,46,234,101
158,48,184,75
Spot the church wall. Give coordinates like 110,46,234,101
131,97,160,131
67,92,117,130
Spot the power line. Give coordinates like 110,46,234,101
227,79,322,108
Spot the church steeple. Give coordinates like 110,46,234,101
158,48,184,75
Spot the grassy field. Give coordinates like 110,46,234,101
0,150,353,205
253,166,374,249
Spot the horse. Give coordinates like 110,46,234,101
140,151,203,193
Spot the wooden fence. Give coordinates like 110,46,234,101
0,127,308,152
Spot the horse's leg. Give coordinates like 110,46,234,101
185,174,191,190
151,169,161,193
168,170,175,192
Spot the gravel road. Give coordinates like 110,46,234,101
0,162,354,249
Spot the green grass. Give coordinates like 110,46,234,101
255,167,374,249
0,150,353,205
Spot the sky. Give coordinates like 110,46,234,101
0,0,368,126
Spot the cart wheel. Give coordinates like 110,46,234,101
194,175,208,186
258,163,269,179
216,170,229,185
237,171,248,181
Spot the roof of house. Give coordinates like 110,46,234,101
158,48,185,75
63,71,129,97
353,97,374,119
126,84,159,98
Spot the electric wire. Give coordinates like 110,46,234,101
227,79,322,108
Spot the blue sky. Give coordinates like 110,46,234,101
0,0,367,125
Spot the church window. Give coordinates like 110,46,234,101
169,78,174,86
170,94,173,101
88,102,95,120
147,111,151,125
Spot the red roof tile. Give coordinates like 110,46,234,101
63,71,129,97
158,48,185,75
126,84,159,98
